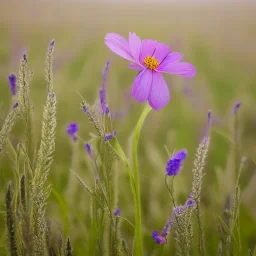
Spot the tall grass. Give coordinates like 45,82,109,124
0,36,255,256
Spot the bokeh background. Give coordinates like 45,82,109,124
0,0,256,255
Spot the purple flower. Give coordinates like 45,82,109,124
166,149,187,176
105,130,116,141
12,103,18,109
152,196,195,244
105,32,196,111
66,122,79,142
105,105,110,115
233,102,241,115
99,60,111,114
185,198,195,207
50,39,55,47
152,230,167,244
8,74,17,96
113,206,121,216
82,105,88,115
85,143,92,158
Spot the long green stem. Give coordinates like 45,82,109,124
132,104,152,256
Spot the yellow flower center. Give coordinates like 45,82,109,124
144,56,159,70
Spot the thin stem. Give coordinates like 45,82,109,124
165,175,176,208
132,104,152,256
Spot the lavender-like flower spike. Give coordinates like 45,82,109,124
152,196,195,244
166,149,188,176
8,74,17,96
102,59,111,91
233,102,241,115
99,60,111,114
105,130,116,141
161,214,174,236
113,206,121,216
66,122,79,142
85,143,92,158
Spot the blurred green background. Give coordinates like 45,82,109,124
0,0,256,255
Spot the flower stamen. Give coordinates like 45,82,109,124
144,56,159,70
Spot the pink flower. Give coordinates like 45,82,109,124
105,32,196,110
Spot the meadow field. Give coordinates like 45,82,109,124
0,1,256,255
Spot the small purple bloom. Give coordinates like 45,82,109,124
8,74,17,96
166,149,187,176
66,122,79,142
105,105,110,115
233,102,241,115
105,130,116,141
152,230,167,244
105,32,196,110
82,105,88,114
185,198,195,207
85,143,92,158
50,39,55,47
113,207,121,216
12,103,18,109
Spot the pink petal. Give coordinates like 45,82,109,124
128,63,144,71
132,69,152,102
139,39,158,64
105,33,134,61
153,43,170,63
157,52,183,71
158,62,196,78
129,32,142,63
148,73,170,111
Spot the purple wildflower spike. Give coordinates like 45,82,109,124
85,143,92,158
174,205,186,216
233,102,241,115
8,74,17,96
105,130,116,141
166,149,187,176
152,196,195,244
66,122,79,142
152,231,167,244
161,214,174,236
102,60,111,90
113,207,121,216
99,60,111,114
